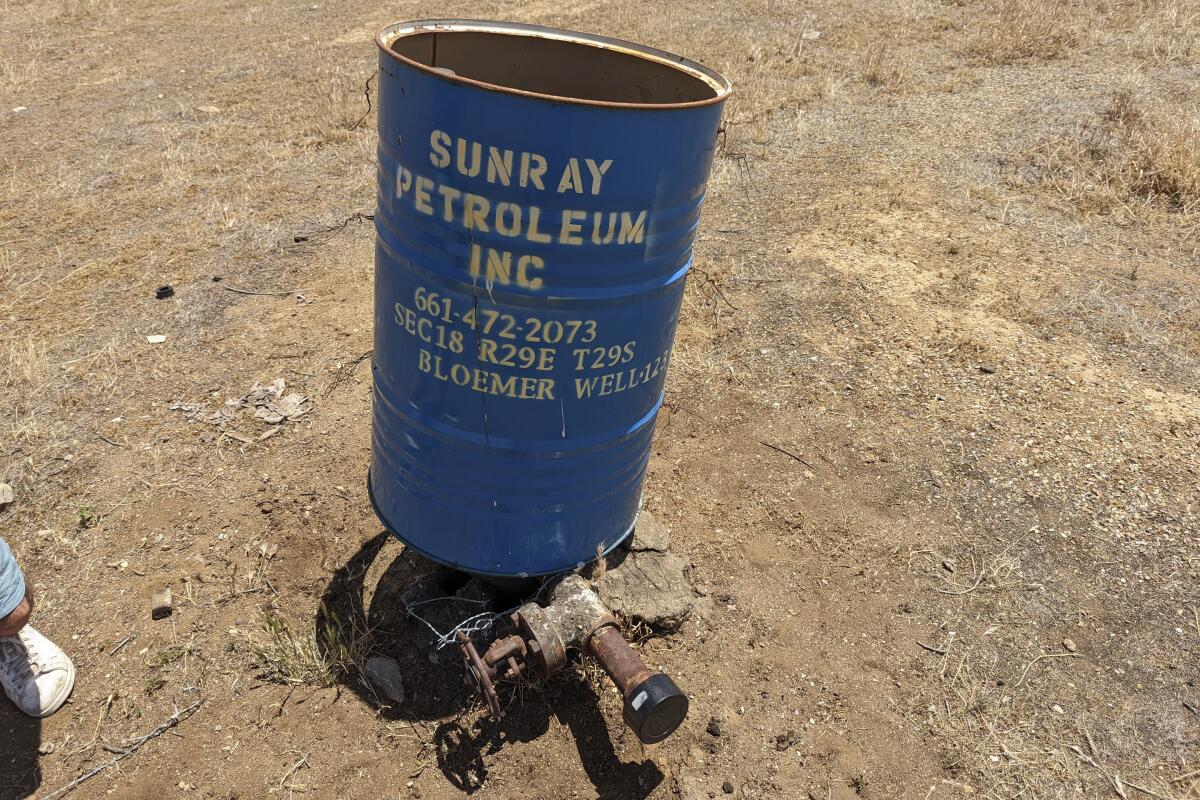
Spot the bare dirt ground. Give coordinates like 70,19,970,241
2,0,1198,798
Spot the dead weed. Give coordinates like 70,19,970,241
969,0,1078,64
249,607,370,687
1029,88,1200,217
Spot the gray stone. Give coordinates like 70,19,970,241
631,512,671,552
365,655,406,705
597,547,693,631
0,483,12,507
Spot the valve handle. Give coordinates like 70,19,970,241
456,630,501,718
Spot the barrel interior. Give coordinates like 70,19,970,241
389,29,720,105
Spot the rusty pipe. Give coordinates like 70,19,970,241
586,622,688,744
458,574,688,743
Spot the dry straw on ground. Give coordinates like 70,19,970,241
969,0,1078,64
1031,87,1200,218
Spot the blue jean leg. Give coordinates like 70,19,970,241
0,537,27,619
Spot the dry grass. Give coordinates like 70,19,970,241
1030,88,1200,217
1105,0,1200,64
249,607,371,687
969,0,1078,64
52,0,115,20
2,336,47,390
861,40,907,88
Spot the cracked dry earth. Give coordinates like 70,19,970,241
1,1,1198,799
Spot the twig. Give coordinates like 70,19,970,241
1083,730,1127,799
323,349,373,398
64,694,115,757
220,285,308,297
41,697,203,800
759,440,816,470
916,640,947,656
96,435,126,448
109,634,135,656
279,751,311,799
932,550,986,595
1122,781,1173,800
1014,651,1081,687
293,211,375,244
691,266,739,311
350,72,376,130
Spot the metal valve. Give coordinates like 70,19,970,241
457,574,688,744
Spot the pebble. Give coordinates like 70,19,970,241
722,780,735,794
0,483,12,507
146,334,167,344
38,742,54,755
365,655,406,704
706,716,722,737
1062,638,1077,653
979,364,997,374
151,588,173,620
1052,704,1064,714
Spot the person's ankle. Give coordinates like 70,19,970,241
0,594,32,636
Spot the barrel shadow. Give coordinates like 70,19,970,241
0,707,40,800
432,681,662,799
316,532,660,799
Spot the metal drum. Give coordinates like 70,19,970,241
370,20,731,579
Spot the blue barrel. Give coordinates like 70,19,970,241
370,20,731,579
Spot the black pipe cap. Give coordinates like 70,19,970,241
623,672,688,744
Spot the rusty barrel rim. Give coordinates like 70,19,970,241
376,19,732,111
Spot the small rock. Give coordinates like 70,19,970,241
258,500,274,514
11,106,29,114
631,511,671,552
0,483,13,507
146,334,167,344
979,364,997,374
597,548,693,631
722,780,734,794
706,716,722,737
1062,638,1077,653
365,655,406,705
38,742,54,755
941,558,956,573
1052,704,1064,714
151,588,173,620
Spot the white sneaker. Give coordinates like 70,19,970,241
0,625,76,718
